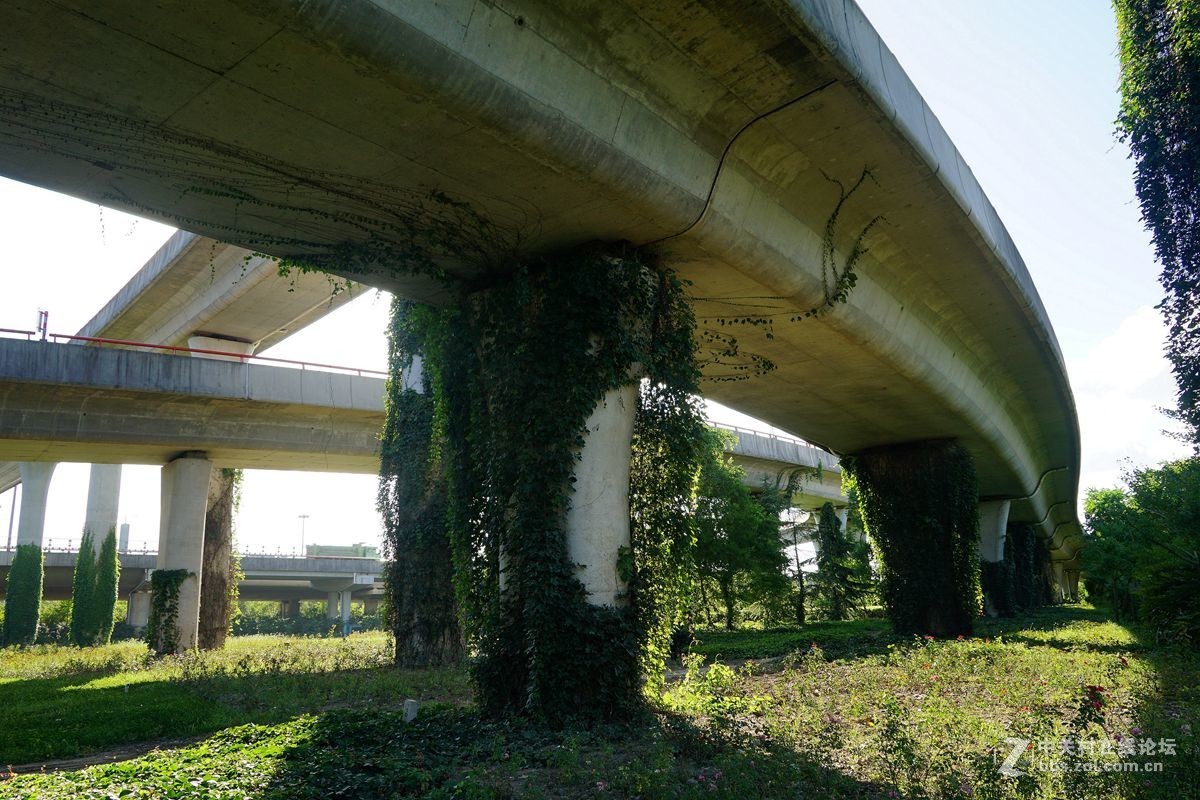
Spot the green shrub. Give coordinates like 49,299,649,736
3,544,44,645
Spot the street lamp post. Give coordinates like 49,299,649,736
298,513,310,556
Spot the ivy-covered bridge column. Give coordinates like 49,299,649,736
382,247,702,723
1,462,57,645
843,440,983,637
978,499,1014,617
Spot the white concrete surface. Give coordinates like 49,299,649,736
978,500,1011,563
84,464,122,547
565,384,637,606
15,462,55,547
156,454,213,650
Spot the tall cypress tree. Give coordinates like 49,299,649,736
3,544,43,645
92,528,120,645
70,531,97,646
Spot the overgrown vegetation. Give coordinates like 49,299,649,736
1083,458,1200,645
844,441,983,636
692,429,797,630
808,502,873,620
199,469,242,650
387,247,706,723
5,607,1195,798
145,569,190,656
1116,0,1200,444
68,529,119,647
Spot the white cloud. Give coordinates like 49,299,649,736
1067,306,1191,495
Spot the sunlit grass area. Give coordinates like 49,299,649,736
2,607,1196,798
0,632,469,767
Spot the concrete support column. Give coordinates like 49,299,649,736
16,462,56,547
127,590,151,630
156,454,213,650
1066,570,1080,603
978,500,1011,563
1051,561,1068,602
84,463,122,550
340,589,352,635
565,383,637,607
326,591,339,619
280,599,300,618
400,354,424,392
835,507,850,534
363,598,380,615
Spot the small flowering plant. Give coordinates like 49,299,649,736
1077,684,1108,728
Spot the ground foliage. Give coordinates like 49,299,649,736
389,246,706,723
5,608,1196,799
2,544,43,646
1115,0,1200,444
843,441,983,637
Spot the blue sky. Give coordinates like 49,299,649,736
0,1,1187,552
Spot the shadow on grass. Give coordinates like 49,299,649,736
0,662,469,767
258,703,898,800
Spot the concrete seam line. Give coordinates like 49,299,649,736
645,79,838,247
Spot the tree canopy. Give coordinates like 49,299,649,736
1115,0,1200,442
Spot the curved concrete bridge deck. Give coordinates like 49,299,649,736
0,0,1081,564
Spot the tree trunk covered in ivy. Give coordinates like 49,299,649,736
396,248,704,724
379,299,464,668
198,468,240,650
1115,0,1200,444
843,441,982,637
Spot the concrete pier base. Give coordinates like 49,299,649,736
156,454,213,650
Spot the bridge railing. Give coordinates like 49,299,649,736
0,327,386,378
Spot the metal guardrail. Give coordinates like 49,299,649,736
0,327,386,378
1,542,381,559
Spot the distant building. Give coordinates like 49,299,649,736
305,542,379,559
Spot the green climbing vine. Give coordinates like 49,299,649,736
383,246,704,723
377,299,464,667
842,440,982,637
146,569,190,656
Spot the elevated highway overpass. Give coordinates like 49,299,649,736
0,337,842,503
0,0,1083,571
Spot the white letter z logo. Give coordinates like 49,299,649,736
999,737,1029,777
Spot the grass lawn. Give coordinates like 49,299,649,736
1,606,1196,798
